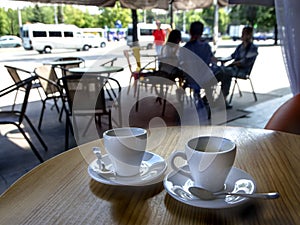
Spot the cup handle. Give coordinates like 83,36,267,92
169,151,191,177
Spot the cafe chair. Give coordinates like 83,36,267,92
0,77,47,162
265,93,300,135
228,55,258,104
100,57,117,67
55,57,85,76
4,65,43,110
100,57,118,77
123,48,156,96
59,74,122,150
135,72,175,117
33,65,65,130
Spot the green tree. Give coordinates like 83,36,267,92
63,5,86,27
228,5,276,31
32,4,45,23
256,7,276,32
95,3,131,28
57,5,64,23
0,8,9,35
22,6,35,24
6,8,19,35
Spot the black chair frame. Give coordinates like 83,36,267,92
0,77,48,162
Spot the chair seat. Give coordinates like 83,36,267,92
0,111,22,124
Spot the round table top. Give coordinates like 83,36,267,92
68,66,124,74
44,60,84,66
0,126,299,225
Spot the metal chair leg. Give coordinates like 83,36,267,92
17,125,44,163
24,115,48,151
229,78,237,104
249,78,258,101
38,101,46,130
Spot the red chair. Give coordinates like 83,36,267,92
265,93,300,135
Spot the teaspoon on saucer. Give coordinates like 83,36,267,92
188,186,280,201
92,147,112,173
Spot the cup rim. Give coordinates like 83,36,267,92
186,136,236,153
103,127,147,138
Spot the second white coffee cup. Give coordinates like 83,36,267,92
170,136,236,192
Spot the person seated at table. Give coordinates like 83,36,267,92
222,26,258,78
159,29,183,82
179,21,232,109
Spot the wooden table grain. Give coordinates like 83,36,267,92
0,126,299,225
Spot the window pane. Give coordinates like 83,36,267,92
140,29,153,36
49,31,62,37
33,31,47,37
64,31,73,37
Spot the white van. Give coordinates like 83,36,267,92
21,23,90,53
127,23,171,49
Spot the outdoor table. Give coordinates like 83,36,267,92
0,126,299,225
68,66,124,75
44,59,84,68
44,59,85,76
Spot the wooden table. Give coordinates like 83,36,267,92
68,66,124,75
0,126,299,225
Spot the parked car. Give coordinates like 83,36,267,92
83,34,107,48
266,32,275,40
181,32,190,43
253,32,267,41
0,35,22,48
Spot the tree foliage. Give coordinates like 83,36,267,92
229,5,276,32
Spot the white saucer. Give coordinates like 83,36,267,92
88,151,167,186
163,166,256,209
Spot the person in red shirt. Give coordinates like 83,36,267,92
153,20,166,55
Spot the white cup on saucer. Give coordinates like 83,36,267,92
103,127,147,177
170,136,236,192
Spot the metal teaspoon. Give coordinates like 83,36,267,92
188,186,280,201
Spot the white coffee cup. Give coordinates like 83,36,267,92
103,127,147,176
170,136,236,192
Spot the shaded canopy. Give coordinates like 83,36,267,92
11,0,275,10
11,0,228,10
228,0,274,6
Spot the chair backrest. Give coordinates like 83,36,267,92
100,57,118,77
59,75,108,114
236,54,258,79
5,65,33,84
34,65,60,96
55,57,85,76
123,50,135,74
132,46,142,69
265,93,300,135
100,57,117,67
0,77,34,123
